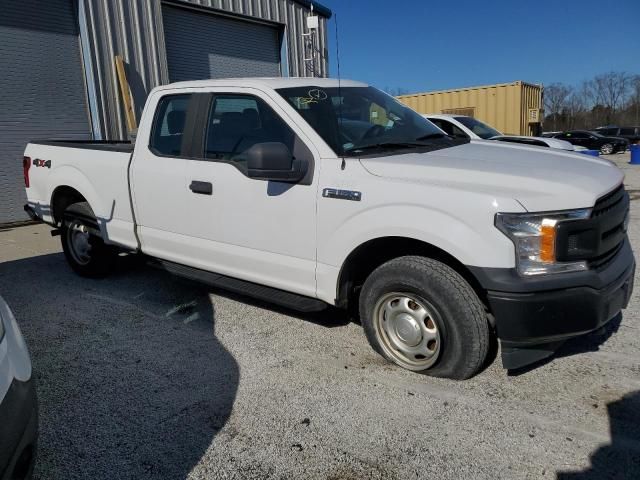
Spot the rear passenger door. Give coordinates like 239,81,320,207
182,89,319,297
130,93,199,258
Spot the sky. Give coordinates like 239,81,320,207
317,0,640,94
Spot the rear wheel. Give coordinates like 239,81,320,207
359,256,490,380
61,202,116,277
600,143,613,155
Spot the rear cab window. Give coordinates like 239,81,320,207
149,94,191,156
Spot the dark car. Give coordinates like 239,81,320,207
593,126,640,145
552,130,628,154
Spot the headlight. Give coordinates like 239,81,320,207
495,209,592,276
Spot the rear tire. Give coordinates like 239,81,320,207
359,256,490,380
61,202,116,278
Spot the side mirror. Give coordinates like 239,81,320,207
247,142,307,182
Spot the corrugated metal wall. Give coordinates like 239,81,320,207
520,82,543,136
398,82,542,136
81,0,329,140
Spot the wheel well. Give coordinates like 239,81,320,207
51,186,86,225
336,237,489,313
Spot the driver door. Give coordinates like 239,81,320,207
181,88,320,297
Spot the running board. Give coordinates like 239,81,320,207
152,260,327,313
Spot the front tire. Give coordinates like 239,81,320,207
359,256,490,380
600,143,613,155
61,202,116,278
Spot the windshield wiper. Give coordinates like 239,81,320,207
343,141,431,155
414,132,449,141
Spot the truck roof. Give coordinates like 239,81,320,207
154,77,368,92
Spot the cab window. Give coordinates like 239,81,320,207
430,119,468,138
150,94,190,156
205,94,295,165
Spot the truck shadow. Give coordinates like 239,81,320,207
508,313,623,376
0,252,239,479
556,390,640,479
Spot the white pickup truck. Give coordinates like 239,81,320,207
23,78,634,379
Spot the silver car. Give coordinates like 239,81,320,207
0,295,37,480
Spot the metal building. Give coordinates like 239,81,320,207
397,81,543,137
0,0,331,224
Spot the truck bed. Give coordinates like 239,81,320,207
30,139,134,153
24,139,137,251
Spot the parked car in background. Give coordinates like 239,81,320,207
23,78,634,379
552,130,628,155
0,295,37,480
593,126,640,145
424,114,576,151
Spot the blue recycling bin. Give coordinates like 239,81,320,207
581,149,600,157
630,144,640,165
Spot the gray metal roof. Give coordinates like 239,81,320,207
293,0,332,18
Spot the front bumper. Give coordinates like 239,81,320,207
0,378,37,480
470,238,635,369
614,143,628,152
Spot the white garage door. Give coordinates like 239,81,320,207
162,4,282,82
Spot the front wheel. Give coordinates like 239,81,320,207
600,143,614,155
359,256,490,380
61,202,116,278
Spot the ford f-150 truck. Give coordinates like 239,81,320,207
23,78,634,379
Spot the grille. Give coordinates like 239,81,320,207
587,184,628,270
592,184,625,218
588,243,623,270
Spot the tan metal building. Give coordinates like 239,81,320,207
397,81,543,136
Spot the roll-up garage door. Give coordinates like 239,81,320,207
0,0,91,223
162,4,282,82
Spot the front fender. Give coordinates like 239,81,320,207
319,202,519,270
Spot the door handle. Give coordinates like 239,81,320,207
189,181,212,195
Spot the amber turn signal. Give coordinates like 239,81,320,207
539,219,557,263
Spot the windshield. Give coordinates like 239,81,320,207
277,86,458,156
454,116,502,139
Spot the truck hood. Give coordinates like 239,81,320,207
359,140,624,212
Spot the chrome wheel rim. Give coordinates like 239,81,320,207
66,221,92,265
601,143,613,155
374,292,442,370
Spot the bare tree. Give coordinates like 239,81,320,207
592,72,632,124
544,83,572,131
565,92,586,129
631,75,640,125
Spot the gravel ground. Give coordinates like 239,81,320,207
1,151,639,479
